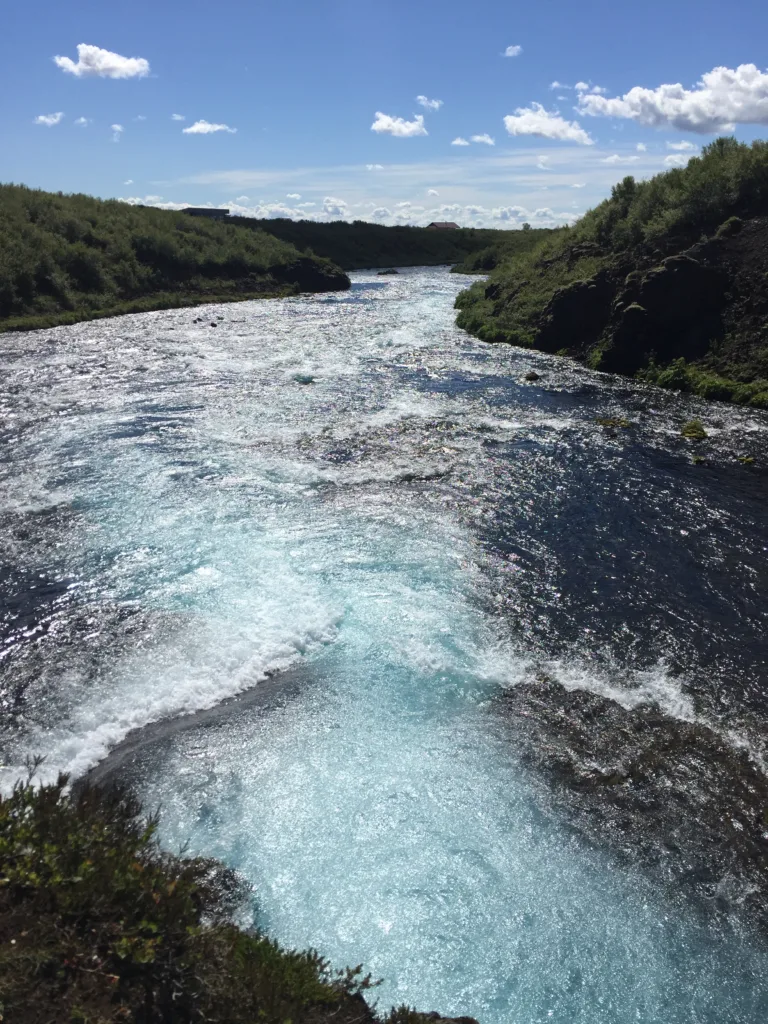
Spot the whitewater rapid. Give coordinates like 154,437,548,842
2,268,768,1022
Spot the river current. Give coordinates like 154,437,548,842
2,268,768,1022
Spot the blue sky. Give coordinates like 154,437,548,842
3,0,768,228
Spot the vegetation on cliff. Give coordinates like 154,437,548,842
449,225,567,274
0,772,475,1024
455,138,768,406
237,218,523,271
0,185,349,332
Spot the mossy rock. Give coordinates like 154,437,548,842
596,417,631,429
681,418,707,440
715,216,743,238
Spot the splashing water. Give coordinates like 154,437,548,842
2,269,768,1021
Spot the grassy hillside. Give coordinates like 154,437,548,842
0,185,349,332
455,138,768,407
241,218,523,271
0,773,475,1024
450,225,568,274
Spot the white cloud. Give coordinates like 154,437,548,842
504,45,523,57
322,196,348,216
666,140,698,151
297,202,315,208
572,182,586,188
371,111,427,137
575,82,590,92
416,95,443,111
503,103,594,145
171,114,186,121
34,112,64,126
134,115,146,122
589,85,608,95
451,137,470,146
427,188,439,196
111,124,124,142
54,43,149,79
286,193,301,199
550,81,571,90
366,163,384,170
370,207,392,220
182,120,237,134
537,155,552,170
471,133,495,145
123,179,133,185
602,153,640,164
664,153,689,168
636,142,647,152
74,116,91,127
578,63,768,133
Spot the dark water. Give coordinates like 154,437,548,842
2,268,768,1022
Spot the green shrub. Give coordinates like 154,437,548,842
0,773,449,1024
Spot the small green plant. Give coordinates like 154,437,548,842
596,417,631,429
682,418,707,440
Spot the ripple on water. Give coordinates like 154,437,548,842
2,268,768,1022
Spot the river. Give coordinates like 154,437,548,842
2,267,768,1022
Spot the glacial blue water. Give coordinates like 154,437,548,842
2,268,768,1021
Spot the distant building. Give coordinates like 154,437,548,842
182,207,230,220
426,221,460,230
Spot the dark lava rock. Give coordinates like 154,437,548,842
377,268,400,275
210,321,218,327
498,678,768,926
524,370,541,382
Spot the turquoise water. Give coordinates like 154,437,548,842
2,268,768,1021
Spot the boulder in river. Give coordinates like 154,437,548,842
497,677,768,928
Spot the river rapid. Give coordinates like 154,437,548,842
2,268,768,1022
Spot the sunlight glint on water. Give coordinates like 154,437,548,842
2,270,768,1022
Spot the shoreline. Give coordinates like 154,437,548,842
0,288,302,335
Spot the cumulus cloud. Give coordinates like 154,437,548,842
577,63,768,133
111,124,124,142
471,133,495,145
451,137,470,146
550,81,571,90
664,153,690,168
572,183,587,188
370,207,392,220
124,179,133,185
366,163,384,170
371,111,427,137
286,193,301,199
416,95,443,111
54,43,149,79
574,82,590,93
503,103,594,145
427,188,439,196
667,140,698,151
504,45,523,57
602,153,639,164
636,142,648,152
182,120,237,134
35,112,64,126
322,196,348,216
171,114,186,121
74,116,91,127
537,155,552,170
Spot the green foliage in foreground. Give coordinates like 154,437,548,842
0,184,348,332
241,218,528,271
455,138,768,401
0,775,452,1024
